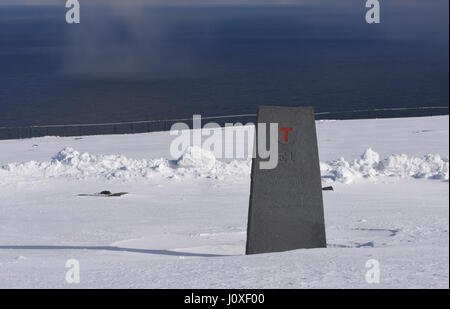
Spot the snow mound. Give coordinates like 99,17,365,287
176,146,216,170
0,147,447,184
321,148,449,184
0,146,250,182
174,146,251,179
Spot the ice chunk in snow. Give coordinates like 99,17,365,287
176,146,216,170
381,153,449,180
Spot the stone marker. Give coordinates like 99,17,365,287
246,106,326,255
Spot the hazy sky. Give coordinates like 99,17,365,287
0,0,317,5
0,0,448,126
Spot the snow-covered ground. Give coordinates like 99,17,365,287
0,116,448,288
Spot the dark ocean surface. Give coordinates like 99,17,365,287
0,2,448,127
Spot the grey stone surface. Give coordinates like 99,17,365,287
246,106,327,255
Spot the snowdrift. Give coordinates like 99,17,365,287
320,148,449,184
0,147,251,182
0,147,448,184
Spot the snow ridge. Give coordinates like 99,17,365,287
0,146,251,182
321,148,449,184
0,147,448,184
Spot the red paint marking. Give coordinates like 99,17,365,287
280,127,293,143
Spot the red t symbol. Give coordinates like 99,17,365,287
280,127,293,143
